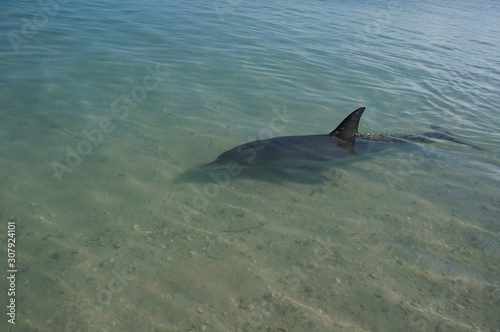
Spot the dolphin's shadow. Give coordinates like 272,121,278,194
173,166,330,185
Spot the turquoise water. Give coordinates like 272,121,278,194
1,0,499,331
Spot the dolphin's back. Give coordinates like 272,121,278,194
196,107,483,179
207,134,396,170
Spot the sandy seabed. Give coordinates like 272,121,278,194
2,134,498,332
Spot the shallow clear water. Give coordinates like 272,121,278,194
1,0,499,331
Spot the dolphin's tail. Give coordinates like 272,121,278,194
424,125,485,151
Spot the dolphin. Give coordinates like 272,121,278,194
196,107,482,183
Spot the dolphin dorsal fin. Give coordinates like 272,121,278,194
329,107,366,139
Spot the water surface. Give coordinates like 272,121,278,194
0,0,499,331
